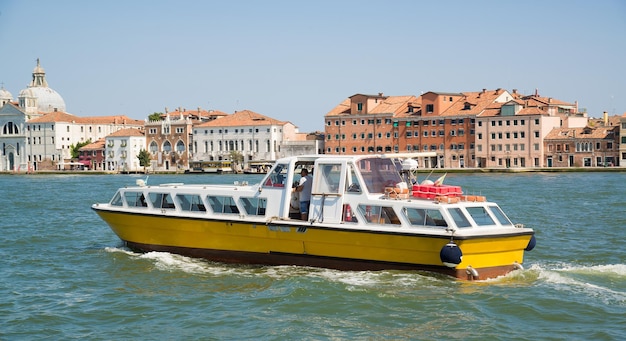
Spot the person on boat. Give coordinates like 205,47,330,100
289,183,300,219
294,168,313,220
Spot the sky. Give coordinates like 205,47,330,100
1,0,625,132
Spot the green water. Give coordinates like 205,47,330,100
1,172,624,340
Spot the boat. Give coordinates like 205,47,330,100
92,153,535,280
186,161,233,174
243,161,274,174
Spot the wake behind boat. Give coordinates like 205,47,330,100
92,153,535,280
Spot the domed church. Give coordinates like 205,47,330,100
18,58,66,115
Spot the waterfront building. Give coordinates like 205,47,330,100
26,112,144,170
475,99,561,168
323,93,424,160
544,113,619,167
78,138,106,171
192,109,300,167
104,128,146,172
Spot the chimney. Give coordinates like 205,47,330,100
165,107,168,113
512,89,518,94
603,111,608,126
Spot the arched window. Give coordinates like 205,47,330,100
3,122,19,135
149,141,158,154
176,140,185,154
163,141,172,153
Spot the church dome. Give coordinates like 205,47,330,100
19,87,66,112
0,86,12,105
18,59,66,113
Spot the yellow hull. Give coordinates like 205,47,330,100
94,209,532,280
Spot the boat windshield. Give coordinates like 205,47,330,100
356,157,404,194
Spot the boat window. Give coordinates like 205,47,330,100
176,194,206,212
358,205,401,225
314,163,341,194
466,206,496,226
124,191,148,208
447,208,472,228
356,157,403,194
403,207,448,228
488,205,513,226
110,192,123,206
263,163,289,187
345,163,362,193
149,193,175,209
240,197,267,216
207,195,240,214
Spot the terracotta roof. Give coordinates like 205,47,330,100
27,112,144,125
370,96,418,114
439,90,506,116
521,95,576,107
324,98,351,117
109,128,145,137
195,109,286,127
324,95,420,117
545,126,616,140
79,138,106,151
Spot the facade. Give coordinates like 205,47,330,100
78,138,106,170
280,132,325,157
544,122,619,167
26,112,144,170
476,102,561,168
192,109,299,165
145,113,194,172
0,103,29,171
104,128,146,172
0,60,67,171
323,93,421,156
324,89,594,169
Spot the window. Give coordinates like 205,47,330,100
240,197,267,216
466,206,495,226
426,104,434,113
149,192,176,209
176,194,206,212
124,192,148,208
404,208,448,227
207,195,239,214
358,205,400,225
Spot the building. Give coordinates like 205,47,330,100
192,109,300,166
0,59,67,171
78,138,106,170
26,112,144,170
323,93,420,155
544,117,619,167
104,128,146,172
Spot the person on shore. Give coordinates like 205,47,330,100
294,168,313,221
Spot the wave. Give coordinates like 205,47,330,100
527,262,626,305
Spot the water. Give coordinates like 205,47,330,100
1,172,624,340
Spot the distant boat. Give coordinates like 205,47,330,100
243,161,274,174
185,161,233,174
92,153,535,280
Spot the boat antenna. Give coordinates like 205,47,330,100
423,168,435,183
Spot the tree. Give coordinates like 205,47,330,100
148,112,163,121
70,139,92,159
137,149,151,173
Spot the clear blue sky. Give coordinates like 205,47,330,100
1,0,624,132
